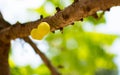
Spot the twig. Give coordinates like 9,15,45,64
23,37,61,75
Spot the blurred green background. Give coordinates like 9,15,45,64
9,0,119,75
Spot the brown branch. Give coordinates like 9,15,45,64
23,37,60,75
0,41,10,75
0,12,11,75
0,0,120,43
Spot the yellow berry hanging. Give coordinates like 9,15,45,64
30,22,50,40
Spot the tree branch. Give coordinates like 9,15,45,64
23,37,60,75
0,0,120,43
0,12,11,75
0,41,10,75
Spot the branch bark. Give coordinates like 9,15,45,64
0,0,120,43
0,41,10,75
23,37,60,75
0,12,11,75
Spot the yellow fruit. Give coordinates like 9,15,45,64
38,22,50,35
30,29,44,40
30,22,50,40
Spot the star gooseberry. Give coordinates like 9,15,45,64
30,22,50,40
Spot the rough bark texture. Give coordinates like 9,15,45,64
0,0,120,75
